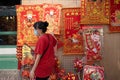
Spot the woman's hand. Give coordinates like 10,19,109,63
30,70,35,80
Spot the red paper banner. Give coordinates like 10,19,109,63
62,8,84,55
42,3,62,35
82,25,103,61
80,0,110,24
16,5,43,46
109,0,120,32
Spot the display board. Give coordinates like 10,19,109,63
80,0,109,24
16,5,43,46
42,3,62,35
62,8,84,55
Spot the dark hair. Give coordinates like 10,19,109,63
33,21,49,33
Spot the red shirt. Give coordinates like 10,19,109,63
34,34,57,78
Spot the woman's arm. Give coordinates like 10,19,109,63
32,54,41,71
54,43,57,56
30,54,41,80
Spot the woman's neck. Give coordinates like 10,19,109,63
40,33,45,37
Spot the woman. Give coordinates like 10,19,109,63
30,21,57,80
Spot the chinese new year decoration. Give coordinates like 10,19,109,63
42,3,62,35
16,5,43,46
82,25,103,62
62,8,84,55
109,0,120,32
83,65,104,80
21,44,34,80
80,0,110,24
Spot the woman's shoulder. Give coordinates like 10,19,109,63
44,33,52,38
48,33,56,38
40,33,52,40
39,34,47,40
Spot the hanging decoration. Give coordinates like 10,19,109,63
55,35,64,49
82,25,103,61
109,0,120,32
73,57,83,80
21,44,34,80
16,5,43,46
83,65,104,80
62,8,84,55
80,0,110,24
16,46,22,69
74,58,83,72
42,3,62,35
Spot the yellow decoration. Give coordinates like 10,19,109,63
22,44,33,59
80,0,110,24
115,0,120,4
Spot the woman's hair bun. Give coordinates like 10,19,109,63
44,21,49,27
